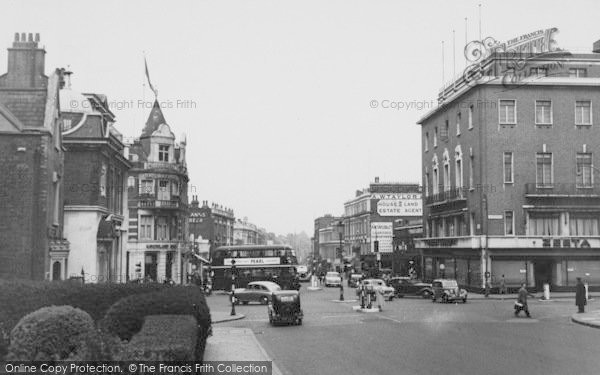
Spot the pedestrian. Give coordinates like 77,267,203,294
484,280,490,298
514,283,533,318
575,277,587,313
499,274,507,299
376,288,385,312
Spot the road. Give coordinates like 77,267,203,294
207,284,600,375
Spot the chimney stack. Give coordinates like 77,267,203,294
1,32,47,89
593,40,600,53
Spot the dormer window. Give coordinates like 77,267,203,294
159,145,170,162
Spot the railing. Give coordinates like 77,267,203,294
524,183,600,197
425,187,467,205
138,199,182,209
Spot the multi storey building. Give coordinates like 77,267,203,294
61,75,131,282
343,178,422,271
126,100,189,283
313,214,341,261
233,218,259,245
189,197,235,258
417,31,600,290
0,33,68,280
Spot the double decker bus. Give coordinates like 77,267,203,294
211,245,299,290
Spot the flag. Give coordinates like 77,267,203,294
144,56,158,98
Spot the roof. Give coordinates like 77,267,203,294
59,89,94,114
215,245,292,251
140,99,167,138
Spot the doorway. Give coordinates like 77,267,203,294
145,252,158,281
534,260,553,291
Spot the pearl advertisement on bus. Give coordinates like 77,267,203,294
224,257,281,266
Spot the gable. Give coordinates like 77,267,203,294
0,104,24,132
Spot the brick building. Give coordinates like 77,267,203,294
60,74,131,282
417,31,600,290
189,197,235,259
126,99,190,283
0,33,67,280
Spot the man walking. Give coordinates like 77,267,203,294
499,274,507,299
515,283,533,318
575,277,587,313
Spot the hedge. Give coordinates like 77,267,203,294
101,286,211,360
120,315,197,361
7,306,99,361
0,280,169,359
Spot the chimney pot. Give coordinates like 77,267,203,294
21,33,26,42
14,33,19,42
35,33,40,42
28,33,33,42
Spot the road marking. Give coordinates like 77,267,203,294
505,318,539,323
376,315,404,324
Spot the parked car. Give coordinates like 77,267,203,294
359,278,395,301
431,279,468,303
348,273,364,288
388,277,432,298
232,281,281,305
268,290,303,325
324,271,342,287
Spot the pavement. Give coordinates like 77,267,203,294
571,309,600,329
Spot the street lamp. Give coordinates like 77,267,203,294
336,221,345,301
439,263,445,279
230,259,237,316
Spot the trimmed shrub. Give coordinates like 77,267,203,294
120,315,197,361
101,286,211,360
0,280,169,336
7,306,99,361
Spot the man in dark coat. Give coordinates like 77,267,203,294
575,277,587,313
515,283,532,318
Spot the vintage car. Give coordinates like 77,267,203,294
388,277,433,298
297,266,311,282
348,273,364,288
232,281,281,305
324,271,342,287
268,290,303,325
358,278,395,301
431,279,468,303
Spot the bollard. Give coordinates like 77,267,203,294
585,283,589,301
230,290,236,316
543,283,550,300
340,284,344,301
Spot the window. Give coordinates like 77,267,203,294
441,120,449,141
99,163,107,197
536,153,553,187
140,179,154,195
468,105,473,129
455,147,463,189
158,145,170,162
127,176,136,188
530,67,547,77
456,113,461,135
156,216,169,240
62,119,72,132
432,157,439,195
575,101,592,125
172,181,180,196
504,211,514,236
443,163,450,192
569,68,587,78
528,214,560,235
140,215,153,239
503,152,513,183
570,214,599,235
535,100,552,125
469,155,474,190
424,170,430,197
576,153,593,187
425,132,429,152
434,127,438,147
499,100,516,124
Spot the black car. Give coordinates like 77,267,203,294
268,290,303,325
388,277,433,298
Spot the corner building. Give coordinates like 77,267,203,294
417,37,600,291
126,100,189,283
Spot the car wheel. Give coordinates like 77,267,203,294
260,296,269,305
442,295,448,303
431,297,436,303
463,297,467,303
422,291,430,299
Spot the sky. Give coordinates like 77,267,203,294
1,0,599,235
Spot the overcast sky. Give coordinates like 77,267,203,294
2,0,599,235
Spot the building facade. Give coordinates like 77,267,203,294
189,197,235,259
0,33,68,280
417,32,600,290
343,178,422,271
126,100,189,283
233,218,259,245
61,77,131,282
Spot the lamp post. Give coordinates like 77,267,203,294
439,263,445,279
230,259,237,316
336,221,345,301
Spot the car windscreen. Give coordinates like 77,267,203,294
326,272,339,277
443,281,458,288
